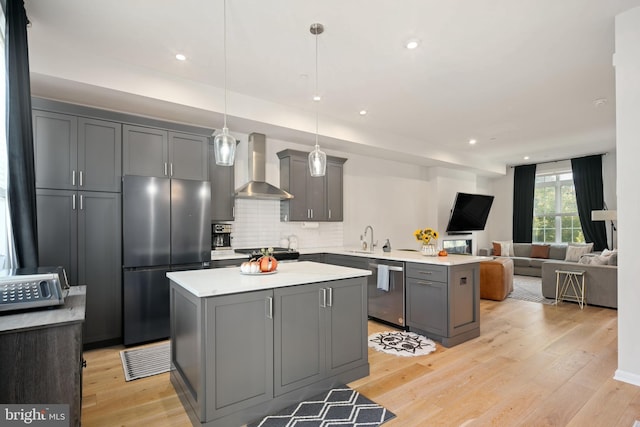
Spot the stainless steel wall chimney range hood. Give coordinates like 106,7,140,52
234,133,294,200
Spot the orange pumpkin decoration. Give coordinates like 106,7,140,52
259,256,278,272
438,249,448,257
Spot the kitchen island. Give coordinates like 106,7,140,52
167,262,371,427
301,249,490,347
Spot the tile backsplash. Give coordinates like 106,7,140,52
231,199,344,249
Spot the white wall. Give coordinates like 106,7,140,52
228,130,490,252
614,6,640,387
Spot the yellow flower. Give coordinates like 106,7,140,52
414,227,439,245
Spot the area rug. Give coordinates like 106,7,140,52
508,275,555,305
248,386,395,427
119,341,170,381
368,331,436,357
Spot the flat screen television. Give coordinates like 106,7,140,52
445,192,494,233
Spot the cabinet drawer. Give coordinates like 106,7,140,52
406,262,448,282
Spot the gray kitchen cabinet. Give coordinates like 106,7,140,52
33,111,122,192
208,142,236,221
406,275,448,336
277,150,346,222
123,125,168,178
169,275,368,426
326,158,346,221
204,290,274,422
274,277,367,396
36,189,122,345
298,253,325,263
123,125,208,180
324,253,368,270
405,262,480,347
169,132,209,181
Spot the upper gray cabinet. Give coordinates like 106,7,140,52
123,125,208,181
33,111,122,192
277,150,346,222
208,142,235,221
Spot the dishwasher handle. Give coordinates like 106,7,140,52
368,263,403,272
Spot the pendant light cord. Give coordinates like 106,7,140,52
314,25,319,149
223,0,228,129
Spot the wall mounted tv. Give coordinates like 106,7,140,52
445,192,495,234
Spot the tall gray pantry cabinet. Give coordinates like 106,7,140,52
33,109,122,345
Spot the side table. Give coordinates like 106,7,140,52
555,269,586,309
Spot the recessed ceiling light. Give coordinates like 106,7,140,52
469,139,477,145
405,40,419,50
175,53,186,61
313,95,321,102
359,110,367,116
524,156,530,160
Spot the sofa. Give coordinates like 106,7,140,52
541,260,617,309
479,243,568,277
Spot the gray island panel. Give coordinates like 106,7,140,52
169,262,370,427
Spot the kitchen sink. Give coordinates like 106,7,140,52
345,250,374,254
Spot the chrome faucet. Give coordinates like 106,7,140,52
364,225,377,252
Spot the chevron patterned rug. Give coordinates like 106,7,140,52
248,386,395,427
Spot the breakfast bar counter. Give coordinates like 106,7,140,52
167,262,371,427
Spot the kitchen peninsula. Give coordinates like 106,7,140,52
167,262,372,427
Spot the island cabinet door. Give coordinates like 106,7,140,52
273,282,326,396
204,290,274,422
406,278,448,336
325,277,368,377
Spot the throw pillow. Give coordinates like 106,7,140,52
530,244,550,259
492,240,514,257
565,245,593,262
492,242,501,256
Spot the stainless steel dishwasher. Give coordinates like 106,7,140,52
367,259,405,328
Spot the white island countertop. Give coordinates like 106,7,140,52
167,261,372,298
301,247,491,266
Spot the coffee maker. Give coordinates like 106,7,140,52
211,223,232,250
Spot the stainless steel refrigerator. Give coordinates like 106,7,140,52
122,175,211,345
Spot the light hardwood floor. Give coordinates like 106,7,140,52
81,298,639,426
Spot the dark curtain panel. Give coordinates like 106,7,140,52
512,164,536,243
571,155,608,251
6,0,39,267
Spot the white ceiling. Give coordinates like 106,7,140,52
24,0,640,176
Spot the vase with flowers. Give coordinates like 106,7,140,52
414,227,439,256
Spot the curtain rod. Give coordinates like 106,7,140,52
508,152,608,168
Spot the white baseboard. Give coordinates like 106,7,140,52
614,369,640,387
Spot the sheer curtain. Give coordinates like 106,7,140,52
512,164,537,243
571,155,608,251
5,0,38,268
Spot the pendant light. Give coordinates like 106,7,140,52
213,0,236,166
308,23,327,177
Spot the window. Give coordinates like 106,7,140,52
532,163,584,244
